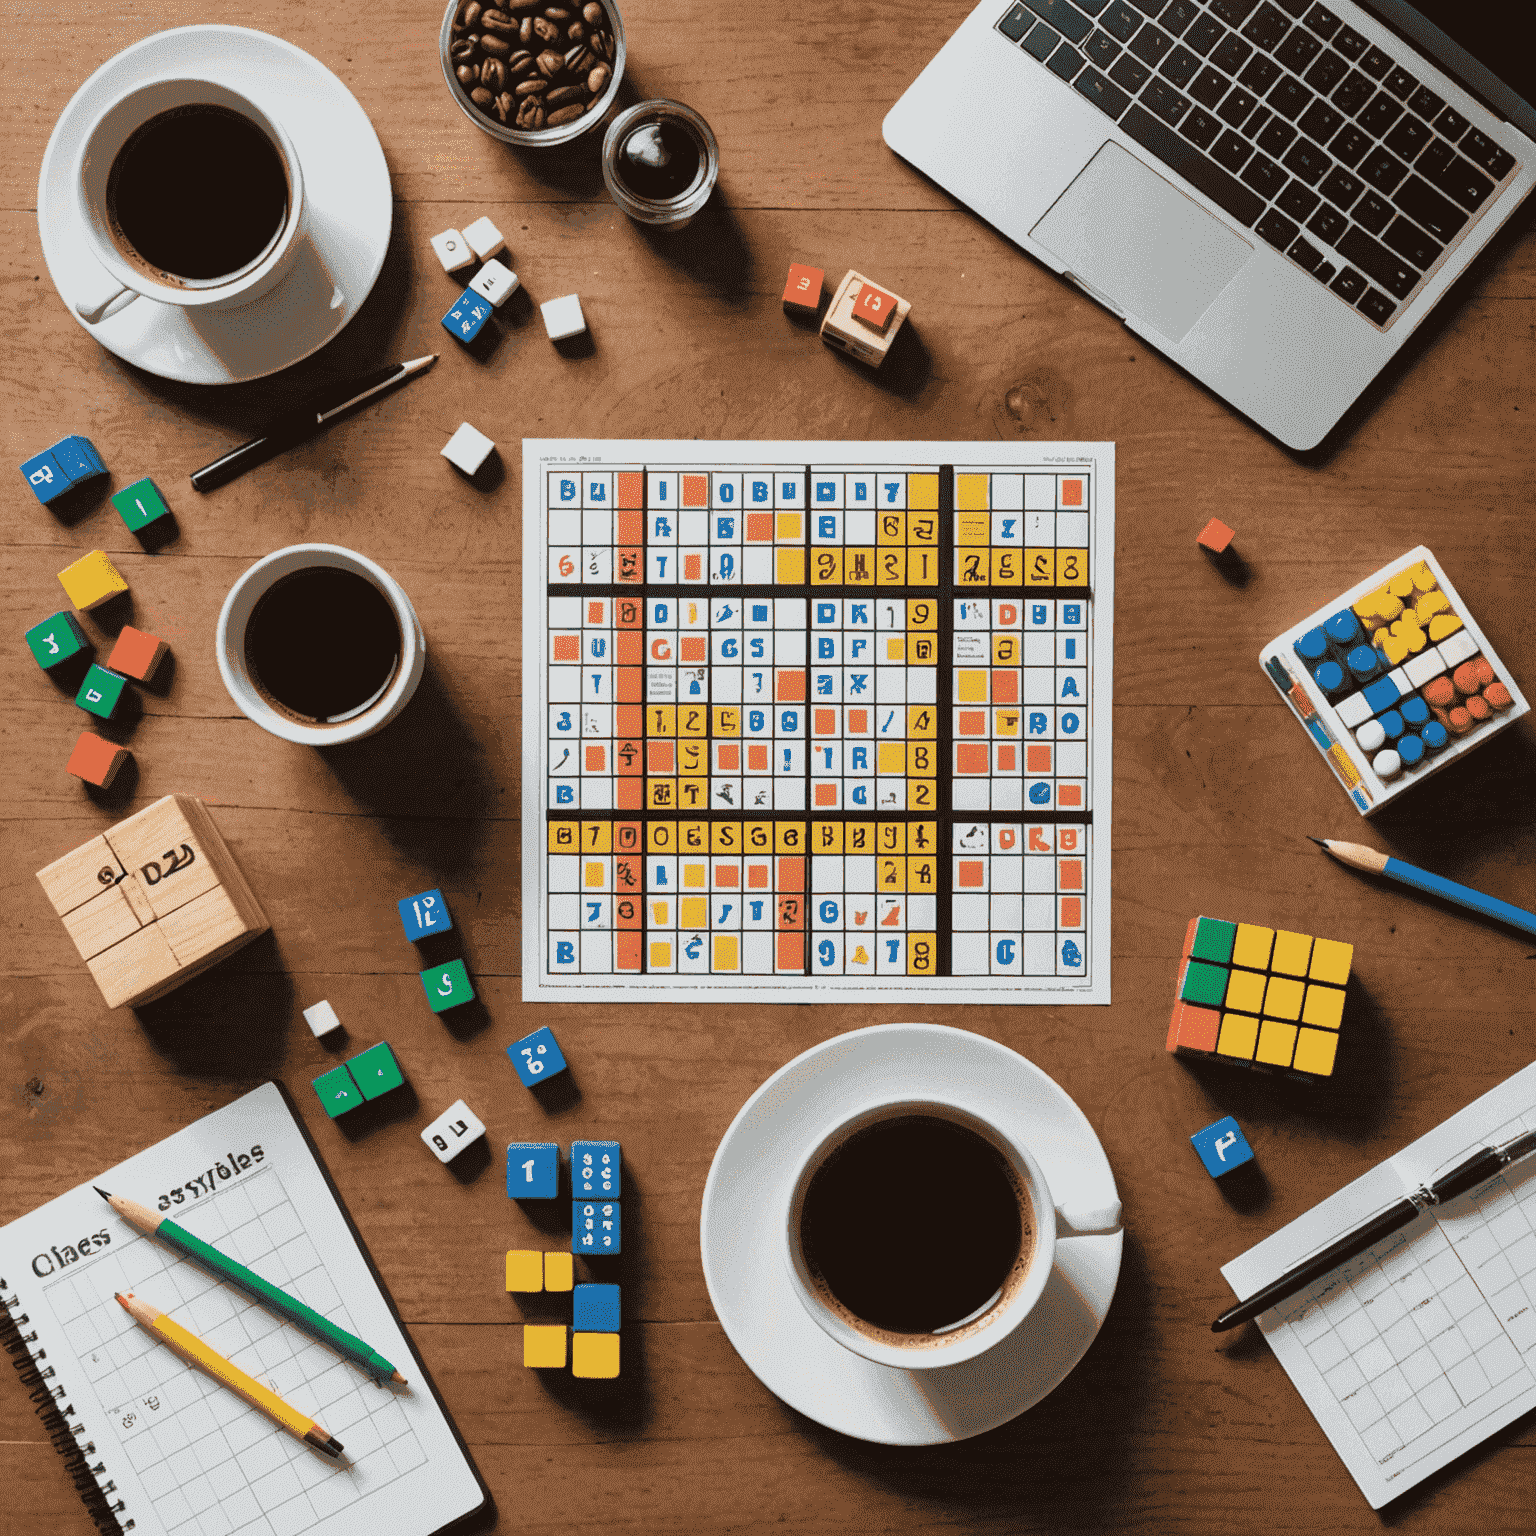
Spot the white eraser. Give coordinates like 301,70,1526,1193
442,422,497,476
422,1099,487,1164
541,293,586,342
303,1000,343,1039
430,228,475,274
469,259,520,308
463,216,506,261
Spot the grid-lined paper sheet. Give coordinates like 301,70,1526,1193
1223,1061,1536,1507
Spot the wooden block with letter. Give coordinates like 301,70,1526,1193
819,270,910,368
35,793,269,1008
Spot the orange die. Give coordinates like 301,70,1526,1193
853,282,899,334
66,731,130,788
782,262,825,316
107,625,168,682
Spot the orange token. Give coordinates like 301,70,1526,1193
1422,675,1455,708
1447,706,1473,735
1485,682,1513,710
1451,661,1482,696
1466,694,1492,721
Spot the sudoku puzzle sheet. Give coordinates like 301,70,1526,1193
521,440,1114,1003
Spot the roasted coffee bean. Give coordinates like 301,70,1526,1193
543,5,574,19
450,37,479,61
517,99,547,129
495,91,514,120
457,63,480,86
587,62,611,93
481,7,514,27
515,75,549,94
567,21,587,44
480,57,507,90
565,44,593,71
470,86,495,106
531,16,560,43
545,83,585,107
508,52,536,79
591,29,611,59
547,103,586,125
536,47,565,76
582,2,604,23
480,33,511,56
522,15,536,44
463,1,483,26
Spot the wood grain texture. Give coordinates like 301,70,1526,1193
4,0,1536,1529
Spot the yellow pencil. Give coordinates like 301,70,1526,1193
115,1292,343,1457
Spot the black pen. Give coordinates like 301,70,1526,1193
1212,1128,1536,1332
189,354,437,492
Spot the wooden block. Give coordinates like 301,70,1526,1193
507,1142,559,1198
86,923,182,1010
66,731,130,788
58,550,128,610
20,435,105,505
60,882,146,962
110,478,172,534
430,227,476,273
1308,937,1353,985
819,270,910,368
468,259,519,308
544,1252,574,1292
572,1283,620,1332
303,1000,344,1039
313,1065,363,1119
573,1199,621,1255
571,1332,620,1379
1196,517,1234,553
420,958,476,1013
523,1325,566,1369
347,1042,405,1100
442,289,492,344
178,797,270,935
541,293,586,341
157,885,260,970
1190,1116,1254,1178
75,664,128,720
571,1140,621,1197
421,1099,486,1163
505,1250,544,1292
107,626,168,682
37,835,127,917
441,424,495,476
26,610,92,670
103,796,221,919
852,280,899,334
781,262,824,315
462,216,505,261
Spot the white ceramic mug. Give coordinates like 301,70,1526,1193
216,545,426,746
73,77,331,324
782,1096,1121,1371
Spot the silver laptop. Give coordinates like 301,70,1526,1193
884,0,1535,448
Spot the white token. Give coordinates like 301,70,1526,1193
302,1000,343,1039
462,215,506,261
469,258,520,307
1437,630,1478,667
441,422,496,475
1356,718,1386,752
1335,690,1372,728
430,227,475,274
541,293,587,341
421,1099,487,1164
1372,747,1403,780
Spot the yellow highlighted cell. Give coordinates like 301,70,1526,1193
1256,1020,1298,1068
1301,984,1345,1029
1217,1014,1260,1060
1232,923,1275,970
1308,937,1353,985
1263,975,1305,1021
1292,1027,1339,1077
1224,968,1267,1014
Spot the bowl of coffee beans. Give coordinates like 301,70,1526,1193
440,0,625,146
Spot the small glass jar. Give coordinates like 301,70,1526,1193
602,100,719,231
440,0,626,150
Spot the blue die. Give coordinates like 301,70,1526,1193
507,1142,559,1199
20,435,106,506
442,289,491,344
399,888,452,941
1191,1116,1255,1179
572,1199,620,1255
571,1140,621,1197
572,1283,621,1332
508,1026,568,1087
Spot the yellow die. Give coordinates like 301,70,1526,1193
505,1250,543,1292
58,550,128,611
523,1325,567,1368
572,1332,620,1379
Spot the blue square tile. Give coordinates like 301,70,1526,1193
509,1026,567,1088
1190,1116,1254,1179
442,289,492,344
571,1140,621,1197
507,1142,560,1199
398,887,453,941
572,1283,621,1332
53,436,105,481
572,1200,620,1255
20,450,69,504
1363,674,1400,713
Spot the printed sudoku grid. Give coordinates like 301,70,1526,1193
43,1169,424,1536
536,457,1102,992
1277,1118,1536,1476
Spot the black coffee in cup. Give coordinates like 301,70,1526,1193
800,1114,1035,1346
244,568,401,726
106,104,289,284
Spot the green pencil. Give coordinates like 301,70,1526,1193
98,1188,406,1386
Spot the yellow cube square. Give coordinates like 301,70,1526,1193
1270,930,1314,976
679,896,707,928
544,1252,574,1291
775,548,804,584
957,671,988,703
1301,984,1346,1029
648,940,672,968
1256,1020,1298,1067
956,512,990,545
1292,1027,1339,1077
1231,924,1275,970
712,934,738,970
572,1332,620,1379
776,512,802,541
955,474,990,511
682,862,708,888
523,1324,567,1368
58,550,129,611
907,473,939,511
505,1250,543,1292
1217,1013,1259,1060
1262,975,1305,1021
1224,968,1267,1013
877,742,906,774
1309,938,1353,985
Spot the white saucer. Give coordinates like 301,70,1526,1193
699,1023,1123,1445
37,25,392,384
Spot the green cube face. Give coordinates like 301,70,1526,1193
75,663,127,719
313,1065,363,1119
1179,960,1230,1008
348,1042,405,1100
111,477,171,532
26,611,91,670
1190,917,1237,964
421,959,475,1013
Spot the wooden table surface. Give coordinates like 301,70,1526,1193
5,0,1535,1530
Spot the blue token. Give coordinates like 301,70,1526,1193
1324,610,1361,648
1294,627,1329,663
1421,720,1449,752
1378,709,1404,739
1313,660,1346,696
1400,695,1430,727
1347,645,1381,681
1362,674,1400,712
1398,733,1426,766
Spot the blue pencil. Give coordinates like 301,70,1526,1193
1312,838,1536,938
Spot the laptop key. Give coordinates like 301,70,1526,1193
1211,33,1252,73
1162,0,1200,34
1048,40,1087,78
1382,216,1442,270
1129,0,1167,12
1384,116,1431,163
1241,151,1287,197
1304,50,1348,94
1073,66,1134,115
1267,76,1312,120
1184,14,1224,54
1330,266,1367,300
1337,226,1418,297
1245,105,1273,139
1331,27,1366,61
1287,234,1324,271
1357,288,1396,323
1302,3,1339,38
1256,209,1300,248
1119,102,1267,222
1079,0,1113,13
1100,0,1143,40
1207,0,1259,26
1353,190,1392,232
1358,46,1391,78
1109,53,1152,89
1330,125,1370,168
1298,100,1344,143
1382,65,1417,100
1085,29,1123,66
1142,78,1192,124
1431,106,1468,143
999,3,1036,39
1180,104,1222,147
1023,0,1095,43
1024,21,1061,59
1161,45,1201,85
1274,28,1322,72
1277,179,1320,218
1318,165,1363,208
1282,137,1330,184
1275,0,1309,16
1258,117,1298,157
1307,203,1347,244
1358,95,1404,137
1359,147,1409,194
1130,23,1174,64
1393,175,1469,241
1406,86,1443,121
1212,129,1254,170
1190,67,1229,106
1418,138,1494,208
1331,71,1374,116
1239,54,1282,93
1240,2,1290,49
1217,87,1259,127
1315,259,1337,283
1459,128,1516,181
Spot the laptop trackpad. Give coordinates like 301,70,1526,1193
1029,141,1252,343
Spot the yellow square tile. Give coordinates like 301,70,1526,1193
957,671,988,703
1216,1013,1259,1060
584,861,605,888
544,1252,574,1291
1301,984,1346,1030
505,1250,543,1292
713,934,738,970
1224,968,1267,1014
775,547,805,584
907,473,939,511
776,512,802,541
1270,930,1314,976
57,550,129,611
1231,924,1275,970
955,474,990,511
1309,938,1353,985
1256,1020,1298,1067
648,940,672,968
679,896,708,928
1263,975,1305,1021
523,1324,567,1369
572,1332,620,1379
683,863,708,888
1292,1028,1339,1077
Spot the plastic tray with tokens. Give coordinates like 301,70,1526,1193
1259,546,1529,816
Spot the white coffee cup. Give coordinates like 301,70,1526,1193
73,77,332,324
782,1096,1121,1371
216,545,426,747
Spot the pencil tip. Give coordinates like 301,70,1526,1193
1307,837,1327,847
94,1187,111,1199
325,1437,344,1457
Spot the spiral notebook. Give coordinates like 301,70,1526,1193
0,1083,488,1536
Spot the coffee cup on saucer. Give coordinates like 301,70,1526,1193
782,1096,1121,1372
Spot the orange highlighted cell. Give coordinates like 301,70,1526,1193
616,780,643,809
746,512,774,542
957,861,985,888
616,669,642,702
1058,784,1083,807
616,931,643,970
814,784,838,806
683,554,702,580
959,710,986,736
956,744,989,775
776,932,805,971
682,474,708,507
814,709,837,735
996,744,1016,771
1059,859,1084,890
616,509,644,542
847,709,868,733
1059,895,1082,926
776,671,806,702
584,744,606,772
747,744,770,772
1061,479,1084,507
616,705,643,736
1026,744,1052,774
680,636,708,663
553,635,579,660
647,742,675,773
991,671,1019,704
717,744,740,771
615,631,643,665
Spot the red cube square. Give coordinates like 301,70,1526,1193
782,262,825,316
66,731,129,788
106,626,167,683
852,282,899,334
1197,517,1234,553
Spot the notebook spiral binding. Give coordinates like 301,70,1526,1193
2,1279,134,1533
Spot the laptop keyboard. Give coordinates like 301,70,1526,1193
996,0,1519,327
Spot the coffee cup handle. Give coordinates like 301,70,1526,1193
75,257,138,324
1054,1199,1122,1238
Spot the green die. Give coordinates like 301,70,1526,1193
313,1065,363,1119
421,959,475,1013
1190,917,1237,964
75,663,127,720
26,611,91,670
111,477,172,533
1179,960,1230,1008
348,1041,405,1100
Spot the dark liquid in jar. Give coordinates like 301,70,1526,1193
616,120,702,201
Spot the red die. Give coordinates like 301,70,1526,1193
782,262,825,316
852,281,899,334
66,731,129,788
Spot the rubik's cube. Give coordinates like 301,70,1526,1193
1167,916,1352,1080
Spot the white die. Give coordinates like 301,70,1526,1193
541,293,587,341
302,1000,343,1039
421,1099,487,1164
441,422,496,475
462,216,506,261
430,228,475,274
468,259,520,307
